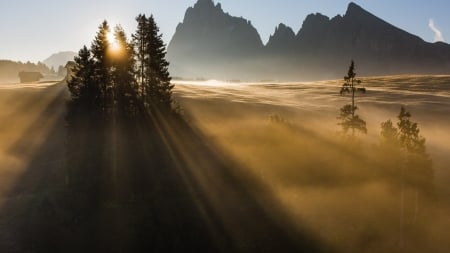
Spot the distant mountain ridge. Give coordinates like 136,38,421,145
167,0,264,79
167,0,450,80
43,51,77,70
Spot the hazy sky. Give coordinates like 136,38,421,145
0,0,449,62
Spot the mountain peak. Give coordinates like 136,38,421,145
195,0,214,7
266,23,296,52
347,2,363,11
168,1,450,80
168,0,264,78
272,23,295,38
345,2,373,18
194,0,223,11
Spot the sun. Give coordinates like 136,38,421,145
106,31,121,53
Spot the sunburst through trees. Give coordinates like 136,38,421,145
68,15,174,115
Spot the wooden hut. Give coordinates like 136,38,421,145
18,71,43,83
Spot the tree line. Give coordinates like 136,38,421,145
68,14,173,116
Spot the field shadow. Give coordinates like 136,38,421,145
0,85,330,252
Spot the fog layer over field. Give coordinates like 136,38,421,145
174,75,450,253
0,76,449,252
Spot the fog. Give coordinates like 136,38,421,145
0,76,449,252
173,75,450,253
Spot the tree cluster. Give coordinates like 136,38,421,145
68,15,173,116
381,107,433,193
338,61,432,193
337,61,434,245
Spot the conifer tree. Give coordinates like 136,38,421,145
133,14,173,110
111,25,138,114
147,15,173,108
380,107,433,246
338,60,367,135
133,14,149,95
90,21,112,110
67,46,96,106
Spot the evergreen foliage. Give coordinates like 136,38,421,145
67,46,96,107
380,107,434,231
133,14,173,110
338,60,367,135
67,15,174,116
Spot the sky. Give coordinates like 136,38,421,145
0,0,449,63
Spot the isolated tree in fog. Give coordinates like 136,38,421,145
381,108,431,184
397,107,433,193
397,108,427,155
338,60,367,135
380,107,433,244
338,104,367,134
133,14,173,110
381,119,399,147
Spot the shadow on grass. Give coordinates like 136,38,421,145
0,84,330,252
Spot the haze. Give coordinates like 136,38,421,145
1,0,449,62
0,1,450,252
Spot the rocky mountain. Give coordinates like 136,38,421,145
168,1,450,80
167,0,263,79
266,23,296,54
43,51,77,70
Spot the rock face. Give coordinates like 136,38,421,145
167,0,263,79
168,1,450,80
266,23,296,54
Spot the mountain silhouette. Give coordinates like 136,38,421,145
167,0,263,80
43,51,77,70
167,1,450,81
266,23,296,54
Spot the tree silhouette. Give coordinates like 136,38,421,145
68,16,174,115
397,107,427,155
90,21,113,111
111,25,139,115
380,107,433,247
67,46,96,107
338,60,367,135
380,107,433,191
133,14,173,110
381,119,399,145
133,14,149,96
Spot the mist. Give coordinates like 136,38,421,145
173,75,450,253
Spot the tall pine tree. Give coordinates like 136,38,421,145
133,14,173,111
111,25,138,115
90,21,112,110
67,46,96,106
338,60,367,135
133,14,149,97
69,16,174,115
